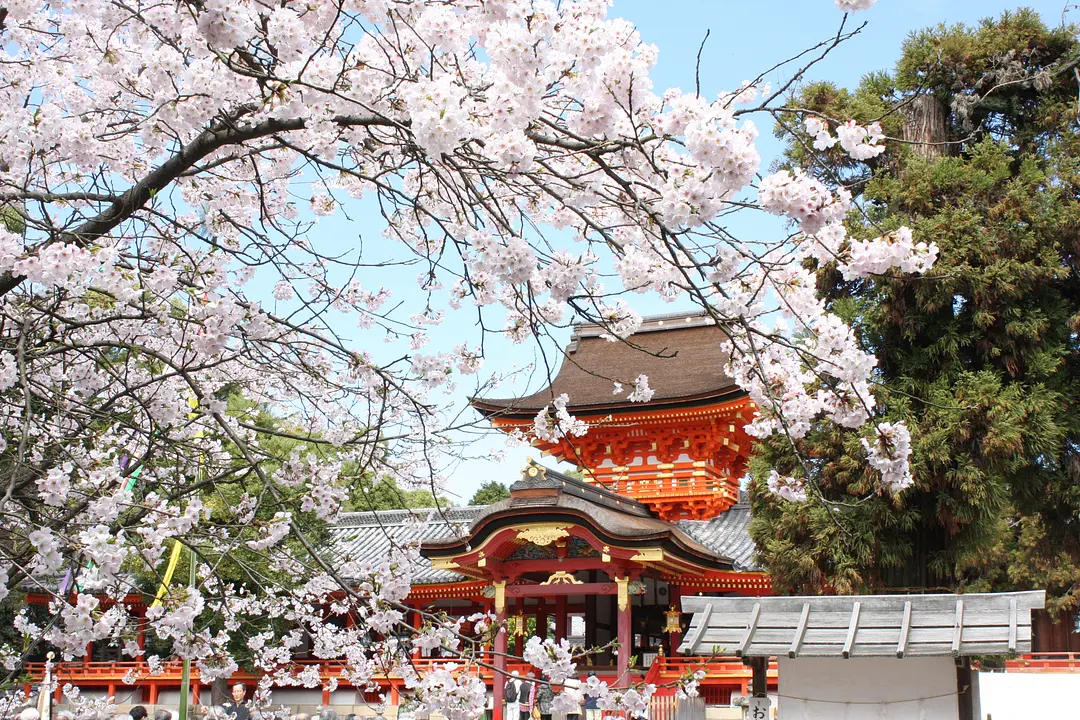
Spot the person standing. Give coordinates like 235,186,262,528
582,673,599,720
519,673,535,720
504,671,522,720
221,683,250,720
562,676,582,720
536,683,554,720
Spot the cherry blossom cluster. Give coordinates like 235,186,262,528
766,471,809,503
861,421,914,493
836,0,879,10
805,118,886,161
533,395,590,443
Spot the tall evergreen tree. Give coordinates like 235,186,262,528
749,9,1080,610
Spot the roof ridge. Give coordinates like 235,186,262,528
335,506,483,527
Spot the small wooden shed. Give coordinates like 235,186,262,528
678,591,1045,720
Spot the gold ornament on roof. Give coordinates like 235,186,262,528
541,571,583,585
515,524,570,546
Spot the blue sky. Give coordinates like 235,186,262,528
306,1,1075,504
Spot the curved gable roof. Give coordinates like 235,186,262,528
472,313,743,415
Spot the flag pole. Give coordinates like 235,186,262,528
178,546,196,720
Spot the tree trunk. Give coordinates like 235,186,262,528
211,678,230,707
900,94,950,161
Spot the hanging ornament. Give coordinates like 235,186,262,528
663,605,682,634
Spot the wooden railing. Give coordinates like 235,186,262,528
644,656,778,683
26,656,766,687
1004,652,1080,672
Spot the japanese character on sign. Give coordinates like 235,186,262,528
746,696,770,720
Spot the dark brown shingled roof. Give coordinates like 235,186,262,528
471,312,743,415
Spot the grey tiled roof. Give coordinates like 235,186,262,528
327,503,759,585
329,507,483,584
677,504,758,571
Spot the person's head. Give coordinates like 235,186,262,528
57,712,75,720
154,710,172,720
231,684,246,703
130,706,148,720
526,672,535,679
321,710,339,720
18,709,40,720
587,671,596,678
511,671,519,677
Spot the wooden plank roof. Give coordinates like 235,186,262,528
677,591,1045,659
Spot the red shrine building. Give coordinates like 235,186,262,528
23,312,1080,715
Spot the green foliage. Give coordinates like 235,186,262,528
0,206,22,234
468,480,510,506
752,9,1080,610
347,475,451,511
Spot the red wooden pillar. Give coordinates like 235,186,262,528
322,687,331,706
192,684,201,705
616,577,632,688
136,604,147,654
493,582,507,720
411,603,423,657
148,683,160,705
554,596,567,642
537,600,548,641
107,683,116,700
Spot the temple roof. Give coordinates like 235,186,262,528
679,591,1046,659
327,469,760,585
421,462,729,569
471,312,743,415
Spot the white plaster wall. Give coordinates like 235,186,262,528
270,689,324,707
977,671,1080,719
777,657,959,720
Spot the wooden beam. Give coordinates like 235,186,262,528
736,602,761,657
788,603,810,658
1007,597,1018,654
842,601,861,659
506,582,617,598
750,656,768,698
896,601,912,658
952,599,965,657
681,602,712,655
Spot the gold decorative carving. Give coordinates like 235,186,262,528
631,548,664,563
602,545,611,563
541,571,584,585
478,551,487,568
493,580,507,615
515,524,570,546
615,576,630,612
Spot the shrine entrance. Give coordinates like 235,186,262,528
422,462,737,720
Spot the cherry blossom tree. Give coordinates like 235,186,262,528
0,0,932,715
